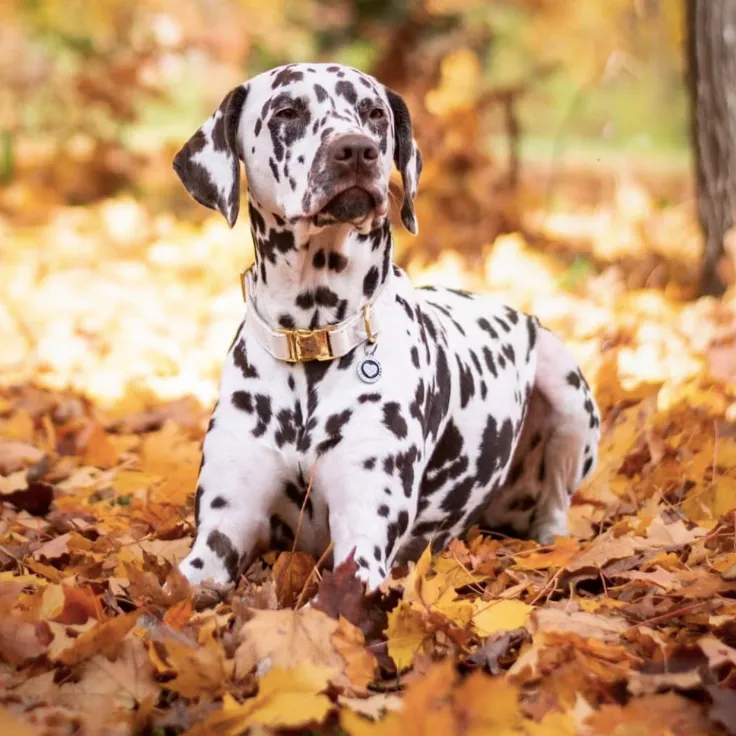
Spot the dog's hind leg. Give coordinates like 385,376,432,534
483,327,600,543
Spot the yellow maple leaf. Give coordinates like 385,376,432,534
385,601,431,671
472,599,533,638
186,665,333,736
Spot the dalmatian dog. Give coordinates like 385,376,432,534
173,63,601,589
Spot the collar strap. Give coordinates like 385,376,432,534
241,268,391,363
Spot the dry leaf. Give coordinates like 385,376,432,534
235,607,376,690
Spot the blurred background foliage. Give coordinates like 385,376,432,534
0,0,685,198
1,0,730,416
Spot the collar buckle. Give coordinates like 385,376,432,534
280,327,335,362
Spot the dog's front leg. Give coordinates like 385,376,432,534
179,420,281,585
319,450,421,591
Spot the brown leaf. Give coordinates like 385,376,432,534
148,627,227,699
312,555,387,642
59,636,159,713
235,607,376,691
565,535,639,574
1,481,54,516
467,627,530,674
707,686,736,736
0,616,52,665
273,551,317,607
587,693,714,736
31,532,70,561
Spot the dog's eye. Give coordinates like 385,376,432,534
275,108,299,121
369,107,386,121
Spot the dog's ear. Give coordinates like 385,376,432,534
385,87,422,235
173,84,248,228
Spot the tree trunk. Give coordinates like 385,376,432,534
686,0,736,297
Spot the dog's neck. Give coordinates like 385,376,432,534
246,201,393,330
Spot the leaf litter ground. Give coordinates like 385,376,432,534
1,184,736,735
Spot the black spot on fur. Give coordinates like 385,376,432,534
476,416,515,486
210,496,228,509
478,317,499,340
317,409,352,454
363,457,376,470
335,80,357,104
233,340,259,379
231,390,253,413
383,402,408,439
327,252,348,272
358,392,381,403
362,266,379,298
272,66,304,87
284,481,313,518
312,249,326,268
206,530,239,581
410,346,420,368
441,476,475,512
583,456,593,476
194,484,204,526
378,504,390,518
190,557,204,569
566,371,581,389
252,394,272,437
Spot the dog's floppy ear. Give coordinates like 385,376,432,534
385,87,422,235
173,84,248,228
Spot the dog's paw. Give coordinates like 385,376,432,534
530,512,569,546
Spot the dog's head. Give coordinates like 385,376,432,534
173,63,422,234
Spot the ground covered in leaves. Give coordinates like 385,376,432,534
1,184,736,735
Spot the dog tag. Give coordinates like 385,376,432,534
357,356,382,384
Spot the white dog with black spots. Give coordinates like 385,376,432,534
172,62,601,590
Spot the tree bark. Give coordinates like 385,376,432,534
686,0,736,296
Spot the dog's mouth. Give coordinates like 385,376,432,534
320,186,377,222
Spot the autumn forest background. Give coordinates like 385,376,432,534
1,2,736,735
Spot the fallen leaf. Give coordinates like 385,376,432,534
235,607,376,690
186,665,333,735
529,607,628,642
0,440,44,474
55,610,140,665
163,597,193,630
313,555,385,640
0,616,52,665
0,481,54,516
148,627,226,699
586,692,714,735
472,599,533,637
707,686,736,736
467,628,530,674
272,550,316,607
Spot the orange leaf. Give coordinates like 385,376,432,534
163,598,193,630
55,610,140,666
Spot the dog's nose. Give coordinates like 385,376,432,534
329,135,379,169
